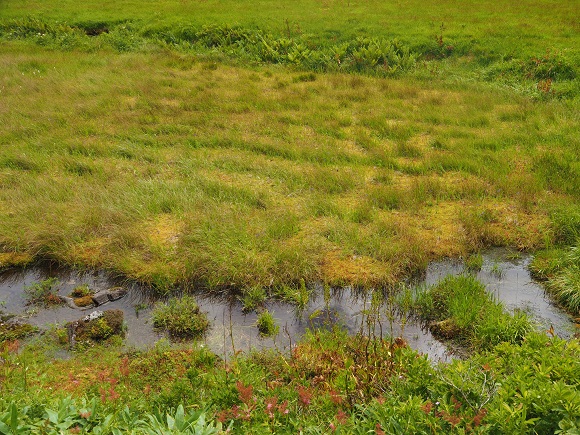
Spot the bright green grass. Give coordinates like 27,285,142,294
1,0,578,58
413,275,532,350
530,244,580,315
1,0,578,102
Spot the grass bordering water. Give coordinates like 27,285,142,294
0,0,579,432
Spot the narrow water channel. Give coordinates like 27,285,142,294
0,249,575,362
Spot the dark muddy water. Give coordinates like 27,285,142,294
0,268,158,348
0,249,575,361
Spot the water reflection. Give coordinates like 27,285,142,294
0,249,575,363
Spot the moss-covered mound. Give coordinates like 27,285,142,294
152,295,209,339
67,309,124,345
0,313,37,343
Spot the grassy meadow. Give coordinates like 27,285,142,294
1,0,580,432
0,43,577,293
1,0,577,57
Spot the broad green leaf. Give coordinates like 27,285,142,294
174,405,185,430
46,409,59,425
9,404,17,433
0,421,12,435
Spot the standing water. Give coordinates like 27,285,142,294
0,249,575,362
424,248,575,339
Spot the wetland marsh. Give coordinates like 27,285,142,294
0,0,579,432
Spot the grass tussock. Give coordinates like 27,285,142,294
530,244,580,316
412,275,532,350
152,295,210,339
256,310,279,337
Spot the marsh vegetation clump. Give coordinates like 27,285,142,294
67,309,125,346
0,313,37,343
0,43,575,291
239,286,267,313
70,284,91,298
24,277,64,307
531,244,580,315
466,253,483,272
152,295,210,339
413,275,531,350
256,310,279,337
70,283,94,307
274,279,311,311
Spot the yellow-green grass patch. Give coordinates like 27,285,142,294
0,43,577,292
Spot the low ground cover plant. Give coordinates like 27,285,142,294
0,400,224,434
0,313,37,343
1,327,578,434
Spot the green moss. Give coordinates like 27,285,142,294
0,316,38,343
70,309,125,344
73,295,94,307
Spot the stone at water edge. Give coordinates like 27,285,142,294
107,287,128,301
91,291,110,306
59,295,79,309
83,310,103,322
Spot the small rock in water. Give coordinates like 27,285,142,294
107,287,127,301
59,296,79,309
91,291,109,306
83,311,103,322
